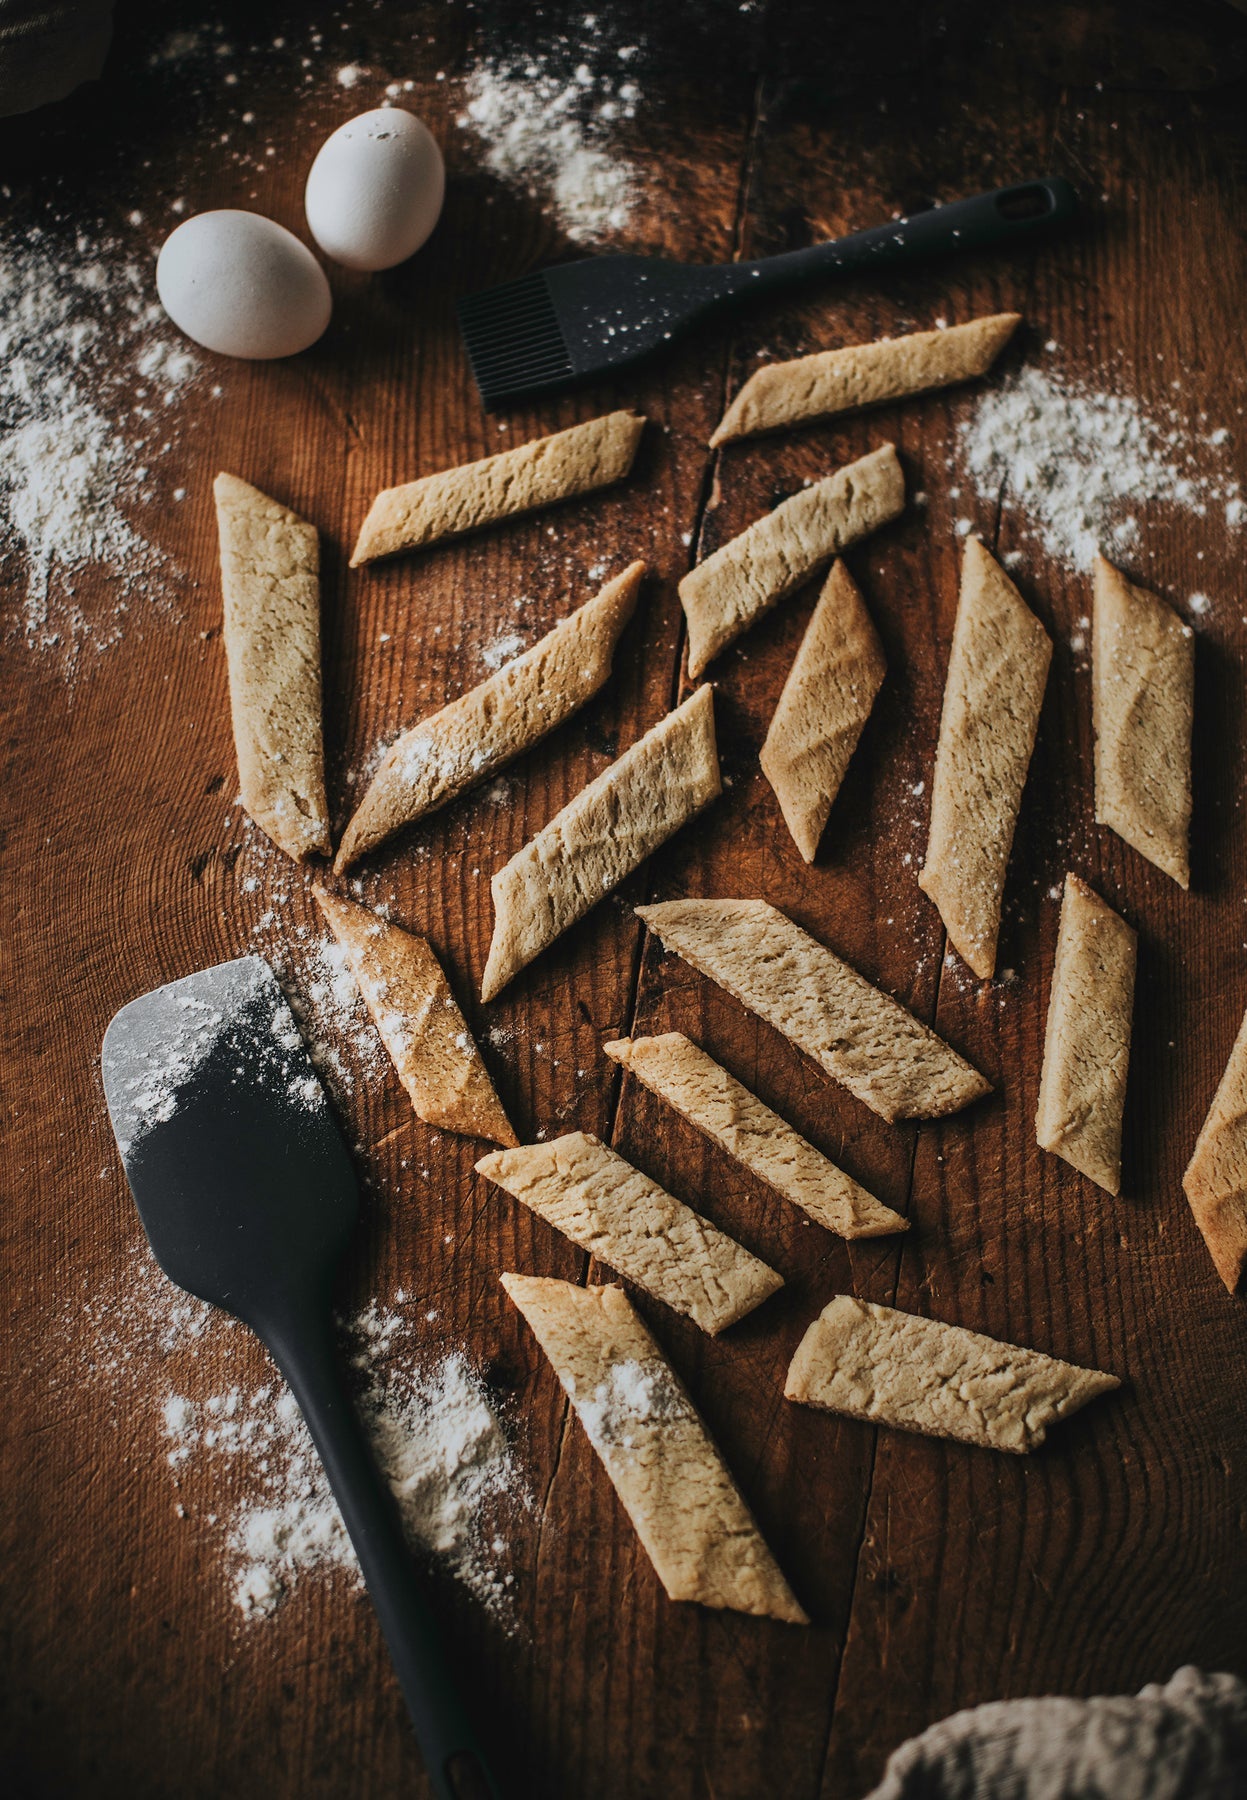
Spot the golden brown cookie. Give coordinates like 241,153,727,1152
350,411,645,565
711,313,1020,445
214,472,330,862
502,1273,807,1622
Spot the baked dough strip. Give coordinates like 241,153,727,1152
1183,1010,1247,1295
710,312,1020,446
214,472,330,863
636,898,989,1122
678,443,904,678
502,1274,806,1621
759,559,886,863
785,1296,1119,1454
480,686,720,1002
1035,873,1136,1195
478,1132,781,1335
334,561,643,872
1092,554,1193,887
350,410,645,565
603,1032,906,1238
314,887,515,1147
919,538,1051,978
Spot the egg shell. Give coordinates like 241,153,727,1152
305,107,445,272
156,211,332,360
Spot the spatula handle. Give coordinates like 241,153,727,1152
729,177,1079,299
267,1315,501,1800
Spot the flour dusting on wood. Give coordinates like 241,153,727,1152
958,358,1242,573
459,35,643,243
165,1305,522,1620
60,1249,526,1624
0,225,202,671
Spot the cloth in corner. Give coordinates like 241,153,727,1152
865,1666,1247,1800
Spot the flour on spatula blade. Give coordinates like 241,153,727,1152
919,537,1051,979
636,898,989,1122
478,1133,781,1335
334,561,643,873
214,472,330,862
314,887,515,1147
604,1033,906,1238
501,1273,807,1622
786,1296,1119,1453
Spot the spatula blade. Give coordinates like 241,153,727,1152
101,955,358,1325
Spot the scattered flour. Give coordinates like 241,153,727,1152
480,629,528,672
0,227,200,668
272,933,389,1103
71,1242,220,1369
958,362,1243,573
459,44,642,243
161,1309,521,1621
62,1248,524,1623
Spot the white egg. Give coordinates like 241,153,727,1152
305,108,445,272
156,211,332,360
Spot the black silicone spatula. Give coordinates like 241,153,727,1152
101,955,499,1800
457,176,1078,409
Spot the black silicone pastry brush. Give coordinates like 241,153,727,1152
458,177,1077,410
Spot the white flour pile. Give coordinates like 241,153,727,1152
958,360,1243,573
0,226,201,665
163,1302,520,1620
459,39,642,242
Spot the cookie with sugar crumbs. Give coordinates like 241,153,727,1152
478,1133,781,1335
501,1273,807,1622
710,312,1021,446
785,1295,1119,1453
1093,553,1193,887
334,562,643,873
480,685,720,1002
350,410,645,565
919,537,1051,978
759,559,885,863
604,1032,906,1238
635,898,989,1122
1035,873,1136,1195
214,472,330,863
1183,1010,1247,1295
678,443,904,678
314,886,515,1147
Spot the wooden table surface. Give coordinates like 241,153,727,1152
5,2,1247,1795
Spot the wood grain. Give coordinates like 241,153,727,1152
4,3,1247,1798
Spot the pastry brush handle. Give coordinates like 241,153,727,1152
267,1310,500,1800
729,177,1079,299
